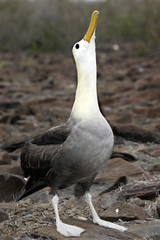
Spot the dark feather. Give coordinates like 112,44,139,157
18,122,72,198
18,176,47,200
21,144,60,177
74,174,97,199
32,123,71,145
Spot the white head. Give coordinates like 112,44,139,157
71,11,100,120
72,11,99,71
72,33,96,67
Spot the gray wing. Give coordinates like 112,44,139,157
21,122,72,177
18,122,72,200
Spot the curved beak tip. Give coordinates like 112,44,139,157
83,10,99,43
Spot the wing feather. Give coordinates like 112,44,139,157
21,122,72,177
32,123,71,145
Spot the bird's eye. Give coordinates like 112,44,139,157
75,43,79,49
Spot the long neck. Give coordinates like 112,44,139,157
71,57,100,120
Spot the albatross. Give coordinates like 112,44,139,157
2,10,127,237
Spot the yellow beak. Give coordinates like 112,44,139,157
83,10,99,43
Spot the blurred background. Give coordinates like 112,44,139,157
0,0,160,54
0,0,160,143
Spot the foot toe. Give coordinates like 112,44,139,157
57,221,85,237
94,218,127,232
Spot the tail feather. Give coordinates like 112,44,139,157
18,177,48,201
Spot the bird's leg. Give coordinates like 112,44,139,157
52,195,85,237
85,192,127,232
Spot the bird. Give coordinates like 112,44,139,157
1,10,127,237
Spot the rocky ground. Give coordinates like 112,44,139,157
0,45,160,240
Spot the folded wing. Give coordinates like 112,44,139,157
19,122,72,200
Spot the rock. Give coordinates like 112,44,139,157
98,192,120,210
0,164,22,176
128,220,160,239
90,158,148,196
1,235,14,240
130,198,145,207
32,218,142,240
92,158,150,204
121,180,160,200
100,158,148,180
0,126,7,140
114,112,133,124
151,164,160,172
128,89,160,104
111,123,160,143
134,105,160,118
150,150,160,157
100,202,149,222
0,101,20,109
0,112,22,124
0,173,25,202
0,152,11,165
1,135,28,153
23,191,52,203
95,171,127,195
111,152,136,162
0,209,9,222
0,202,16,210
139,145,160,156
